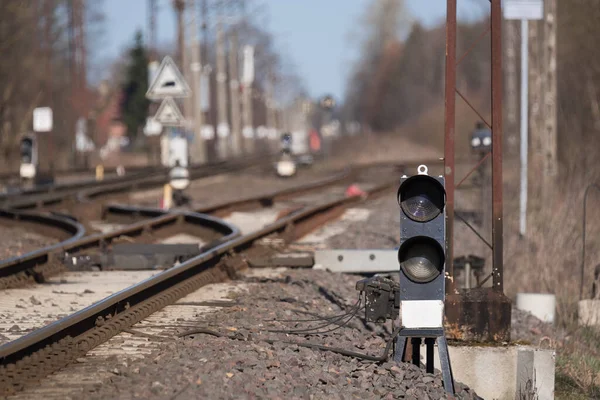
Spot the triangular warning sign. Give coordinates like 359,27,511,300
154,97,184,126
146,56,191,99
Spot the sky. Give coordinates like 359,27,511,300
101,0,487,100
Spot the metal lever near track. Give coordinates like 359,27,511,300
63,244,204,271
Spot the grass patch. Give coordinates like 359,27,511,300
555,327,600,399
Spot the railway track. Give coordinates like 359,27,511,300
0,154,274,210
0,164,159,186
0,163,399,290
0,161,406,396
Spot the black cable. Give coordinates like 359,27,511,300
269,305,363,336
177,327,401,362
269,299,364,333
269,306,360,323
266,299,362,334
295,307,363,336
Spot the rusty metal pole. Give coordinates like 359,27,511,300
491,0,504,293
444,0,457,295
444,0,511,344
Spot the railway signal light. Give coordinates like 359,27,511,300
354,165,455,393
397,165,446,286
395,164,455,394
19,135,37,180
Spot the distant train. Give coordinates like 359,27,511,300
19,132,55,185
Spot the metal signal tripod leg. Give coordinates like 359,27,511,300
437,335,455,394
393,330,455,395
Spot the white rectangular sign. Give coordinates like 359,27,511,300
242,45,255,85
504,0,544,20
33,107,53,132
401,300,444,329
200,72,210,112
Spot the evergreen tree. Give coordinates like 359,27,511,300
121,30,149,141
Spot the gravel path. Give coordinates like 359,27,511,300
326,194,400,250
84,269,480,400
0,224,56,259
126,163,347,210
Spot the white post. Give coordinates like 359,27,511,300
519,19,529,236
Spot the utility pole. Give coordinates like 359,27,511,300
148,0,157,60
188,1,207,164
229,30,242,156
241,45,255,153
69,0,88,170
173,0,191,123
215,19,230,159
174,0,185,77
542,0,558,192
266,70,276,148
504,19,519,158
528,18,543,216
200,0,215,161
147,0,161,166
44,0,55,169
504,0,544,236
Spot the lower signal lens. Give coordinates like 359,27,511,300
399,237,444,283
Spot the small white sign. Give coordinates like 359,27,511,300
143,117,163,136
217,123,230,138
242,126,254,139
242,46,255,85
169,136,189,167
201,125,215,140
504,0,544,20
267,128,278,140
154,97,185,126
401,300,444,329
200,71,211,112
75,131,95,152
146,56,191,99
256,126,268,139
33,107,53,132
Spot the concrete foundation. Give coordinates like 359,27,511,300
418,344,555,400
578,299,600,326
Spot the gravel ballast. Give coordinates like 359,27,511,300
0,224,57,259
84,269,481,400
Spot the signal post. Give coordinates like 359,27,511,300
443,0,511,343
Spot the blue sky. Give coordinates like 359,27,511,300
101,0,486,100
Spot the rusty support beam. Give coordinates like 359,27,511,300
491,0,504,293
444,0,457,294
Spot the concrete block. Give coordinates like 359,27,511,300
578,299,600,326
516,293,556,324
419,344,555,400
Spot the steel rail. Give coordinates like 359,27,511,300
0,207,238,290
2,154,273,210
0,160,442,290
0,167,168,202
0,209,85,242
0,164,164,185
0,176,397,396
0,163,354,289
